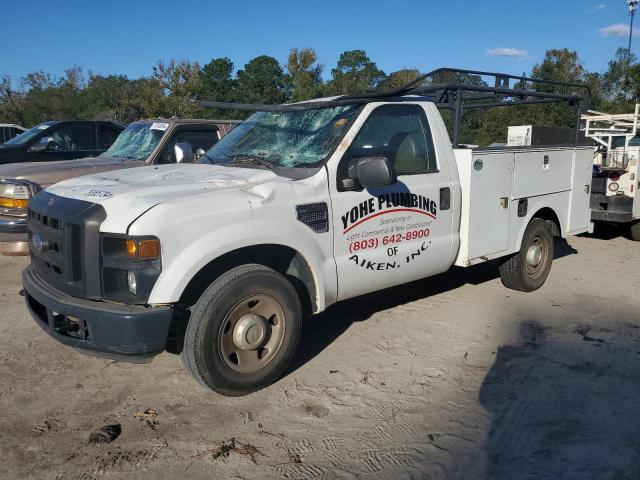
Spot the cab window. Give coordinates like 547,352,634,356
344,104,437,176
157,128,220,164
48,124,92,151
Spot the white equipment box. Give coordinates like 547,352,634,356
454,146,594,266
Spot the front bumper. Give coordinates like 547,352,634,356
0,218,28,255
23,266,173,361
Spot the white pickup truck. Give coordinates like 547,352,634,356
22,70,594,395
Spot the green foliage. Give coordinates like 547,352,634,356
1,45,640,150
85,74,145,123
286,48,324,102
532,49,585,87
237,55,286,105
378,69,421,90
326,49,385,95
147,60,202,118
197,57,237,119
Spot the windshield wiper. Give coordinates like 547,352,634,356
226,154,276,170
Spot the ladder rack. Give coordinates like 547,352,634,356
582,104,640,170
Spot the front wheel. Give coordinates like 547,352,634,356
499,218,554,292
181,264,302,396
630,220,640,241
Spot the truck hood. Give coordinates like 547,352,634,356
0,156,143,188
47,163,291,232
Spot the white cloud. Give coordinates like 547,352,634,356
589,4,607,13
599,23,640,38
486,48,529,59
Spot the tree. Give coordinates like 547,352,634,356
532,49,585,87
286,48,323,101
16,67,88,124
85,74,146,123
327,50,385,95
0,76,25,124
197,57,238,119
236,55,286,105
378,68,421,90
146,60,202,118
199,57,236,102
601,47,637,101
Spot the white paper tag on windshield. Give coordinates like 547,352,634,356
37,125,49,130
150,122,169,131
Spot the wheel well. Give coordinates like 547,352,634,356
533,207,562,237
178,244,317,316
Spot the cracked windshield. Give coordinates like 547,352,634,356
102,121,166,160
201,105,361,168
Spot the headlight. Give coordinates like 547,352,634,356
609,182,620,192
0,180,40,210
101,234,162,304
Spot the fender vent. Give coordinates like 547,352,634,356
296,202,329,233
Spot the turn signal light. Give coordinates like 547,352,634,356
125,239,137,256
125,238,160,259
139,240,160,259
0,197,29,208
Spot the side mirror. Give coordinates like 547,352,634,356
174,142,194,163
195,148,205,161
29,136,53,153
345,156,395,189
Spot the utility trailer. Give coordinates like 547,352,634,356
582,105,640,240
22,68,594,395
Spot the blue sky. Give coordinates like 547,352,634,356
0,0,637,83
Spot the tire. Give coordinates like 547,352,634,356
630,221,640,241
181,264,302,396
499,218,554,292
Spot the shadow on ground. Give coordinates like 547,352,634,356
288,237,577,376
582,221,635,241
478,316,640,480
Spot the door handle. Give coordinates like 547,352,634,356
440,187,451,210
500,197,509,209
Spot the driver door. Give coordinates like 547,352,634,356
329,103,455,301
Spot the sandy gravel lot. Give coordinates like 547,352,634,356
1,229,639,480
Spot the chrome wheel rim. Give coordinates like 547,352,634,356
525,237,548,278
219,294,286,374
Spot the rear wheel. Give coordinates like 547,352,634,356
181,264,302,396
630,220,640,241
499,218,554,292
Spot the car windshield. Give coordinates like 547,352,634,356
4,122,55,146
200,105,361,169
101,121,167,160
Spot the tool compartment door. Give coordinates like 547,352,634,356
512,149,573,198
456,150,513,263
568,147,596,233
468,152,513,259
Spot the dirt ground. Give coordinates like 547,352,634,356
1,228,639,480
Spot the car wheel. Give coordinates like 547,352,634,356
181,264,302,396
499,218,554,292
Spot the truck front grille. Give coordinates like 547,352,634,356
27,192,105,299
28,210,83,288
